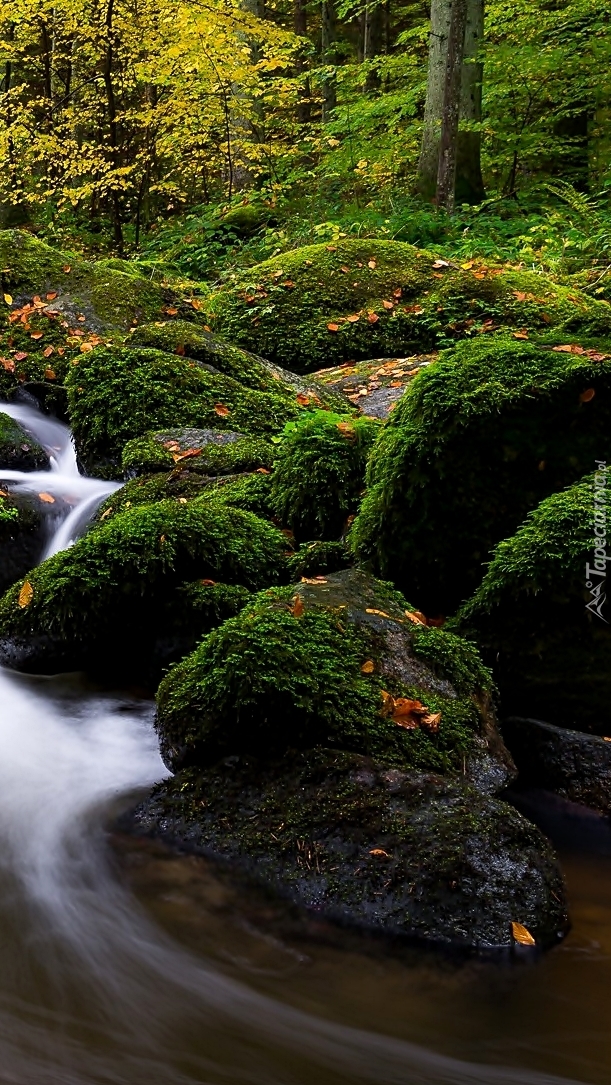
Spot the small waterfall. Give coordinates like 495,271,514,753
0,402,120,558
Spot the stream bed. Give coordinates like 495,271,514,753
1,402,611,1085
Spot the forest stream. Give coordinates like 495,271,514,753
1,401,611,1085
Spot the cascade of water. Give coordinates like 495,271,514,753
0,401,120,558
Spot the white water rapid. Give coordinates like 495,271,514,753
0,402,592,1085
0,401,119,558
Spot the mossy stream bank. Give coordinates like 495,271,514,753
5,228,611,954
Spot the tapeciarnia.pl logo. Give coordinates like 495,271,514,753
585,460,609,623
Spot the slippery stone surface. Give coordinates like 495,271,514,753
0,413,49,471
505,716,611,817
123,748,568,952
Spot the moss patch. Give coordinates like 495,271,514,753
271,411,379,542
454,473,611,730
208,240,611,373
351,337,611,614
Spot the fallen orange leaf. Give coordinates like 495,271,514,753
38,492,55,504
580,388,596,402
361,660,375,674
291,595,304,617
511,922,536,946
327,323,340,333
18,581,33,608
214,403,230,417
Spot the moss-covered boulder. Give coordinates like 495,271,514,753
352,338,611,614
0,231,195,401
94,468,275,526
129,321,344,408
0,496,288,677
0,230,185,331
66,344,311,477
156,568,514,794
0,412,49,471
0,492,45,594
208,240,611,373
271,412,379,542
455,473,611,732
122,428,273,478
287,539,353,579
127,748,568,950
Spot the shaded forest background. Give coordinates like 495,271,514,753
0,0,609,284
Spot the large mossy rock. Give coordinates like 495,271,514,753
0,231,194,403
0,496,288,677
0,412,49,471
271,412,379,542
128,321,344,406
156,568,515,794
352,338,611,614
0,230,183,331
95,469,275,526
129,748,568,951
455,474,611,732
208,239,611,373
66,344,313,477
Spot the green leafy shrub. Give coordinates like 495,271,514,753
272,411,379,541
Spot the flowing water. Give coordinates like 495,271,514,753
0,402,611,1085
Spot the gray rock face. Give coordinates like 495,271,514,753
122,748,569,951
505,716,611,817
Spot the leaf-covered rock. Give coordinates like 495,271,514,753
156,567,514,795
208,239,611,373
122,427,273,478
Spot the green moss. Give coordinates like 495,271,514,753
454,473,611,728
208,239,435,373
66,344,305,477
0,492,44,593
0,230,182,332
351,336,611,614
129,321,286,393
287,540,353,579
203,472,275,518
217,204,271,236
0,498,289,670
156,583,489,775
271,411,380,542
122,429,273,478
208,240,611,374
411,626,495,698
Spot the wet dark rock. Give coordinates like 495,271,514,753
0,413,49,471
0,494,45,594
123,748,569,952
505,716,611,818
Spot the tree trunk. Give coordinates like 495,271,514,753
103,0,124,250
417,0,485,203
294,0,311,124
435,0,467,211
363,0,384,93
321,0,337,122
